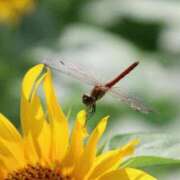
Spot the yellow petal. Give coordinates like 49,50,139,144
98,168,157,180
98,169,129,180
125,168,157,180
43,68,69,162
0,138,26,172
88,140,139,179
21,64,48,162
29,95,51,164
0,168,6,179
98,168,156,180
0,154,18,173
0,2,15,23
21,64,47,137
0,113,21,142
62,110,88,174
37,118,51,165
73,116,108,180
0,0,34,24
12,0,34,12
21,64,45,101
23,134,39,165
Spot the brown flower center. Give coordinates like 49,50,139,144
5,164,71,180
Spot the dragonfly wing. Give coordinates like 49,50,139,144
109,87,152,114
43,59,100,86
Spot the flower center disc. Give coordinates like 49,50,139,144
5,165,71,180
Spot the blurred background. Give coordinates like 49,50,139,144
0,0,180,179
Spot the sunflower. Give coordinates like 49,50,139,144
0,64,156,180
0,0,34,24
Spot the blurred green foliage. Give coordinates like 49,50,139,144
0,0,180,179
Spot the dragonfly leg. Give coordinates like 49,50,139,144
85,103,96,121
91,103,96,114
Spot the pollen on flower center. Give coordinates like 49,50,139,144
5,164,71,180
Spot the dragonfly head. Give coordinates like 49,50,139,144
82,94,96,116
82,94,95,107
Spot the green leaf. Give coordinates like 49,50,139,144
109,133,180,168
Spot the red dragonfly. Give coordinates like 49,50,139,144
44,59,151,114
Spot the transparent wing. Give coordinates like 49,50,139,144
109,87,152,114
43,59,100,86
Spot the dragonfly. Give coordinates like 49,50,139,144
44,59,152,114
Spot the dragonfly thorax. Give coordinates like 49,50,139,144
91,85,109,101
